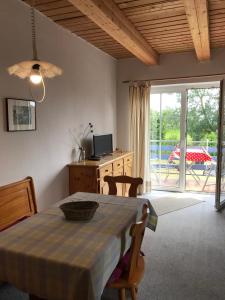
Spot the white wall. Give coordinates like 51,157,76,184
117,49,225,150
0,0,117,210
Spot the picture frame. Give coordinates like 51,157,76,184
6,98,36,132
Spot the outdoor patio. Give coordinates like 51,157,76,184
151,167,216,193
150,140,217,193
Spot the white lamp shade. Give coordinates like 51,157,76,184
8,60,62,79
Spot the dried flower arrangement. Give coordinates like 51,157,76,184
70,123,94,161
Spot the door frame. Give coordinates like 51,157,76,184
216,79,225,210
179,90,187,192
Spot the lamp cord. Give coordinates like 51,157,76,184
30,0,46,102
31,6,38,60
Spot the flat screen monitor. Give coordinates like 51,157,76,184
93,134,113,157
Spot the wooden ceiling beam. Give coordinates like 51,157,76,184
67,0,158,64
183,0,210,61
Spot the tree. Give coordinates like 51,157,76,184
161,107,180,139
165,129,192,144
150,106,180,140
150,110,160,140
150,88,219,144
187,88,219,141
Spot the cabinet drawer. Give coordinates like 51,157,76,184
69,166,98,194
99,164,113,178
124,155,133,165
124,164,132,177
99,178,109,195
113,159,123,171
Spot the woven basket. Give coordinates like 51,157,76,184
60,201,99,221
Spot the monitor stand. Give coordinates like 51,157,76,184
88,155,101,161
102,153,113,156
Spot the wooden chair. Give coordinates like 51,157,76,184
104,175,143,197
107,203,149,300
0,176,37,231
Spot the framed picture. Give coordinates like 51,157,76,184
6,98,36,132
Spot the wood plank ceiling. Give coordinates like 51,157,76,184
23,0,225,64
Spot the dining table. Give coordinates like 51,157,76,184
169,147,212,162
0,192,157,300
168,147,212,184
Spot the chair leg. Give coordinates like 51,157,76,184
130,287,137,300
119,288,126,300
202,172,210,191
29,295,45,300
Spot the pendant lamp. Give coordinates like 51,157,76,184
7,5,62,102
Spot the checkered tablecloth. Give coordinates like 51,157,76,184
169,148,212,162
0,192,157,300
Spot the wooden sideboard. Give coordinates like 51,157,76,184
68,151,133,196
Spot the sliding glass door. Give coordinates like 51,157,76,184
150,91,185,191
186,88,219,193
150,82,220,194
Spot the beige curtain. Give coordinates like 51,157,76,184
129,82,151,193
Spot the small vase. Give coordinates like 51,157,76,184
78,147,86,162
82,149,86,161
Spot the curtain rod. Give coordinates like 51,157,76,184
122,72,225,84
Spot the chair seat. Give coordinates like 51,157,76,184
108,255,145,289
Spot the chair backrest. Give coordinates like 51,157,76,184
128,203,149,280
0,176,37,231
104,175,143,197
